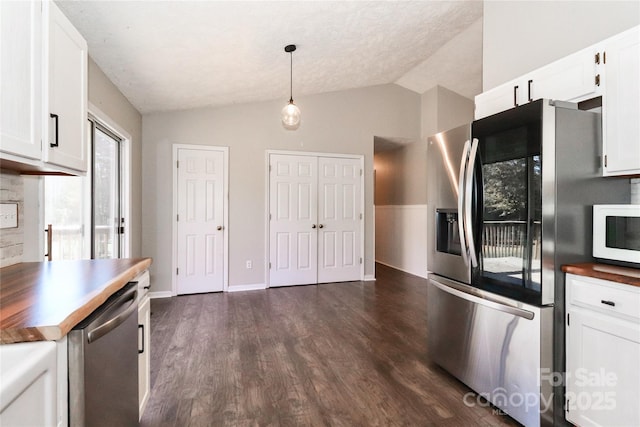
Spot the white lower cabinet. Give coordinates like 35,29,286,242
136,270,151,418
0,340,59,426
138,293,151,418
565,273,640,427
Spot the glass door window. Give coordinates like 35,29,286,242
44,117,126,260
472,105,543,305
92,122,123,259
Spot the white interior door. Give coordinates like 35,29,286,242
176,148,225,294
318,157,362,283
269,154,318,287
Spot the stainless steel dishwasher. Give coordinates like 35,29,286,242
68,282,139,426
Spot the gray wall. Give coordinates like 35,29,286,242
88,58,143,257
375,86,474,206
483,0,640,90
142,84,421,292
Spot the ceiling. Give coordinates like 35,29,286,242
57,0,483,114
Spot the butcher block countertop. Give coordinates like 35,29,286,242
0,258,152,344
562,263,640,288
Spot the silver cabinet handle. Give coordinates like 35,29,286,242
87,287,138,344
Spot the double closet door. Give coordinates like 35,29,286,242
269,153,363,287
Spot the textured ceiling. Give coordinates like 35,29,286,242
57,1,483,114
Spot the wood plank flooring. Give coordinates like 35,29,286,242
141,264,520,426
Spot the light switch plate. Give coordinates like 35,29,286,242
0,203,18,229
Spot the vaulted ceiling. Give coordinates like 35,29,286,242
58,0,483,114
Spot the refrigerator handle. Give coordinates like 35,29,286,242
458,140,471,266
465,138,479,268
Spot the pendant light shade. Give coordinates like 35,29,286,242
282,44,300,129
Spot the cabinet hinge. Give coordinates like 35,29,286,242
360,213,363,220
360,169,363,176
269,213,272,220
177,161,179,168
604,154,608,168
177,214,179,222
595,52,600,64
176,268,179,275
595,74,600,86
360,257,363,265
269,164,272,172
269,262,272,269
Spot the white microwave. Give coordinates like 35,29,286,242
593,204,640,266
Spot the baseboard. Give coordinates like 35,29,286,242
226,283,267,292
364,274,376,281
375,260,428,279
149,291,173,299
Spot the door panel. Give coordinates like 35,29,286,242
269,154,318,286
177,148,224,294
318,157,361,283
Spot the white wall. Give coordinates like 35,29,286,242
142,84,421,292
483,0,640,90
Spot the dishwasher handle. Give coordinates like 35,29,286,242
87,287,138,344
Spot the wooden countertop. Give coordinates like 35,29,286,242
0,258,152,344
562,263,640,288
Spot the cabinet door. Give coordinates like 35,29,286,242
0,0,42,160
566,308,640,427
43,1,87,172
138,295,151,418
602,26,640,176
528,45,600,104
474,79,522,119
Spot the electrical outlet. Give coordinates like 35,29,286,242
0,203,18,229
246,260,252,269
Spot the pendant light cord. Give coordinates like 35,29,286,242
289,51,293,103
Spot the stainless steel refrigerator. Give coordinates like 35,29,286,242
426,99,629,427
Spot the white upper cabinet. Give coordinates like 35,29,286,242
0,0,43,160
475,44,601,120
0,0,87,174
43,1,87,172
602,26,640,177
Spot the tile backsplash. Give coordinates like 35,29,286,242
631,178,640,204
0,171,24,267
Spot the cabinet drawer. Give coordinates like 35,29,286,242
567,273,640,321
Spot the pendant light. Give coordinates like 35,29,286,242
281,44,301,129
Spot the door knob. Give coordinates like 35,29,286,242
312,224,317,229
319,224,324,229
217,225,223,231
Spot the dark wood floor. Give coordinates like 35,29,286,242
141,264,520,426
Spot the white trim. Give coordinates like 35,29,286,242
265,150,366,288
364,274,376,281
88,102,133,258
226,283,267,293
171,144,229,295
375,260,428,279
149,291,173,299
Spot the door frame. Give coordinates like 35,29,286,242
265,150,365,287
171,144,229,295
